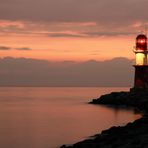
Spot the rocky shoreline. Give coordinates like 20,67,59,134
60,89,148,148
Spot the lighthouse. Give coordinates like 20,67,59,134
133,34,148,89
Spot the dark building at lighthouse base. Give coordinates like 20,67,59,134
134,65,148,89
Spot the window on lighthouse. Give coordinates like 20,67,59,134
136,53,146,65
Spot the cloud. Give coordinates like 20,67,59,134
47,31,137,38
0,46,11,50
16,47,32,50
83,31,137,37
0,45,32,51
0,19,141,39
0,0,147,26
0,57,134,87
48,33,83,38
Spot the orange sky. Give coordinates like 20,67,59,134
0,20,136,62
0,0,147,62
0,0,147,87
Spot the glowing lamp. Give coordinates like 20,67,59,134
136,34,147,51
138,39,145,44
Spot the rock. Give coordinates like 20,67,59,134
60,89,148,148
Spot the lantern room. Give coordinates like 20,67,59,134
134,34,148,66
136,34,147,51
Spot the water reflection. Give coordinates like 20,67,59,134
0,87,142,148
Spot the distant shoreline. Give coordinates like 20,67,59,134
61,89,148,148
0,86,131,87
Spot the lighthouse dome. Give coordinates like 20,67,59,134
136,34,147,40
136,34,147,51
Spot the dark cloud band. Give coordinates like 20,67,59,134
0,46,11,50
0,45,32,50
0,57,133,87
0,0,147,24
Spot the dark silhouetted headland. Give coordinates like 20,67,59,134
61,89,148,148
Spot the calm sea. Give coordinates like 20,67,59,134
0,87,141,148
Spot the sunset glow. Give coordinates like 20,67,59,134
0,0,147,62
0,1,147,148
0,20,137,61
0,0,147,87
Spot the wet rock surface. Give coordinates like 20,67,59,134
60,90,148,148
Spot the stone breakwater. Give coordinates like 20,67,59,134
60,90,148,148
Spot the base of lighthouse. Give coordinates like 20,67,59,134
134,65,148,89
